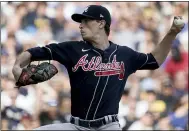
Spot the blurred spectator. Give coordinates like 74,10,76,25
169,94,188,130
1,88,25,130
119,89,130,119
15,3,27,23
50,4,66,40
121,97,137,130
22,2,38,30
112,17,145,51
16,111,33,130
55,21,81,42
164,45,188,79
135,90,157,118
139,30,156,53
173,71,188,99
140,75,157,91
24,2,49,30
58,94,71,122
148,100,167,124
39,100,65,126
118,89,130,128
154,116,174,130
157,78,178,114
34,17,53,46
128,111,155,130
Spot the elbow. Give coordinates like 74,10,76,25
147,62,159,70
150,52,167,69
152,59,161,70
154,60,161,69
148,53,160,70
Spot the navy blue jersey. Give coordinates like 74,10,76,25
27,41,159,120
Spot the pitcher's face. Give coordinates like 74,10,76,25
79,19,101,41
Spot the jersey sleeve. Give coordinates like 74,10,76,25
27,41,72,67
129,49,159,73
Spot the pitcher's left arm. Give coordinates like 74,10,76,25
151,16,185,66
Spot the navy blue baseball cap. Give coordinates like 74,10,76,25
71,5,111,27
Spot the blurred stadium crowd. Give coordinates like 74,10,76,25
1,2,188,130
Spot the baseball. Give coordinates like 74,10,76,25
174,18,185,28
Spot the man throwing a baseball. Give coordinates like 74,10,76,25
12,5,185,130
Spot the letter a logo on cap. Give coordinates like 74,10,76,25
100,14,104,18
84,6,90,12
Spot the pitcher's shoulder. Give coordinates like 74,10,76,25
113,43,134,52
58,40,84,45
57,40,86,47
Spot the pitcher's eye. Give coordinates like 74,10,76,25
83,19,88,23
81,19,93,23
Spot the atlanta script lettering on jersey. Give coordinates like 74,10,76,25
72,54,125,80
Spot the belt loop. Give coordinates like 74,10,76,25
105,116,109,124
70,115,72,122
88,121,91,128
115,114,118,121
108,115,112,123
70,115,73,122
74,117,79,125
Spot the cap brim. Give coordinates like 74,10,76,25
71,14,96,23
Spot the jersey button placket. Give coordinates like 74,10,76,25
103,52,108,62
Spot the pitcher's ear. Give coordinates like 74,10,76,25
97,20,106,29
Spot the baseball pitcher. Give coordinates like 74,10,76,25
12,5,185,130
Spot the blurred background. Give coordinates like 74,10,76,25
1,2,188,130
